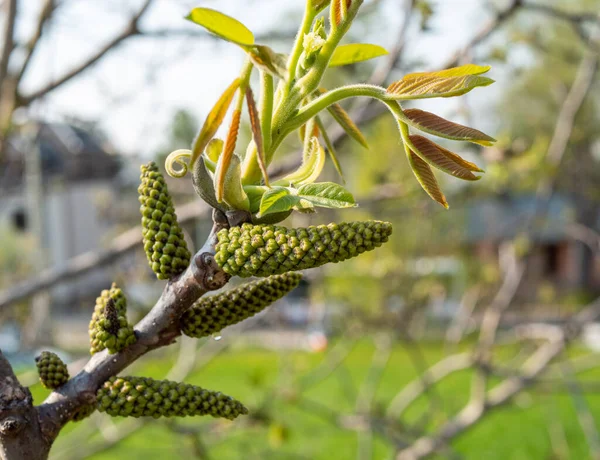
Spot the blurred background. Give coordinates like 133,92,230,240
1,0,600,458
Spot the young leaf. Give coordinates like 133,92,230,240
248,45,287,79
407,135,480,181
406,147,448,209
259,187,300,217
400,108,496,146
403,64,491,80
387,74,494,100
215,109,242,202
329,43,388,67
297,182,356,209
315,116,344,181
245,88,270,186
436,144,484,173
319,89,368,148
192,79,240,165
205,138,224,164
219,154,250,211
192,157,224,210
299,120,320,144
276,137,326,186
186,8,254,46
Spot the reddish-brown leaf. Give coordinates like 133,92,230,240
436,143,484,173
402,108,495,146
407,148,448,209
245,88,270,186
216,109,242,202
408,135,480,181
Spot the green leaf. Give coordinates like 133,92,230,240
387,65,494,100
387,74,494,100
191,78,240,165
403,64,491,80
192,157,224,211
259,187,300,217
398,108,496,146
186,8,254,46
297,182,356,209
248,45,287,79
329,43,388,67
276,137,325,186
405,135,481,181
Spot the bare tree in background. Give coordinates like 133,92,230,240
1,0,600,459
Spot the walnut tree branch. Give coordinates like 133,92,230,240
36,214,231,441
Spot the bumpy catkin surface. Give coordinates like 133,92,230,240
215,221,392,277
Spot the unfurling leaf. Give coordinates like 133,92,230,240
192,157,223,210
299,121,320,144
246,88,270,186
248,45,287,79
218,154,249,211
276,137,325,186
315,116,344,181
192,78,240,165
400,108,496,146
186,8,254,46
406,147,448,209
407,135,481,180
216,109,242,202
329,43,388,67
297,182,356,209
259,187,300,217
387,64,494,100
320,89,368,148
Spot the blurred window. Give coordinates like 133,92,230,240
12,208,27,232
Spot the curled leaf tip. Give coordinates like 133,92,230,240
165,149,192,178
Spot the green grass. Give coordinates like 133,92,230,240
33,339,600,460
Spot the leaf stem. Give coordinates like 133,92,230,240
273,84,388,149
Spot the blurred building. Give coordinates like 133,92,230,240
467,194,600,303
0,123,122,310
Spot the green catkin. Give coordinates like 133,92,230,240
89,283,137,355
138,162,191,280
180,273,302,339
35,351,69,389
97,376,248,420
214,221,393,278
